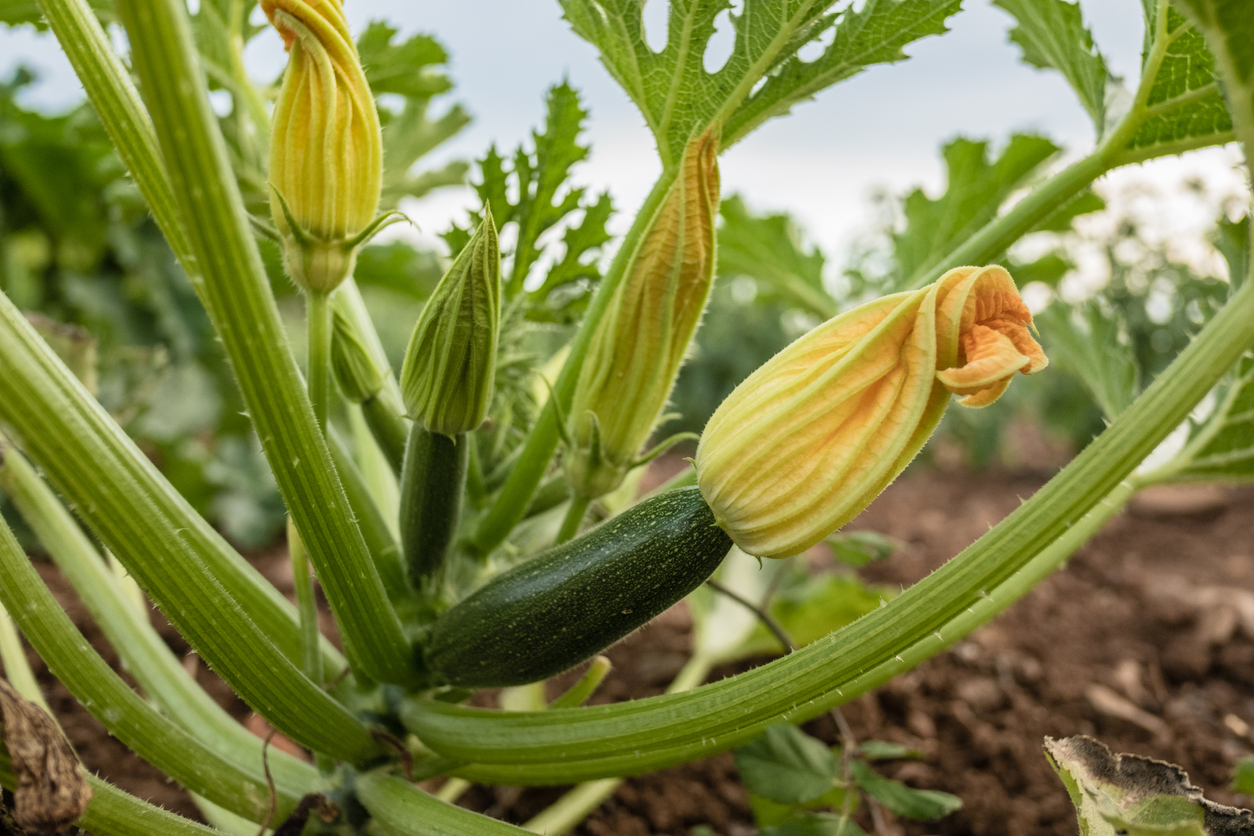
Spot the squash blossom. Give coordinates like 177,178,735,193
264,0,382,293
565,129,720,498
400,211,501,437
696,265,1048,559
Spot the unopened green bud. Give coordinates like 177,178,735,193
330,303,386,404
565,129,720,498
399,211,500,436
264,0,383,293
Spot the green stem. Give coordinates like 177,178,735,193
328,429,409,602
400,426,468,594
0,294,377,762
307,290,331,432
349,404,402,531
0,439,318,798
0,603,47,712
405,276,1254,782
469,170,679,556
287,519,323,688
114,0,416,686
0,513,300,822
555,495,591,546
356,772,533,836
362,387,410,476
35,0,196,274
31,0,345,677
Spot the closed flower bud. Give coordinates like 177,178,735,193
696,265,1047,559
400,211,500,437
565,129,720,498
264,0,383,293
330,302,386,404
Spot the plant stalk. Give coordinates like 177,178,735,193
307,290,332,432
555,495,591,546
114,0,416,686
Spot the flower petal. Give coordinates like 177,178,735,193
936,324,1029,404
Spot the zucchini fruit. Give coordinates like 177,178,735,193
422,487,732,687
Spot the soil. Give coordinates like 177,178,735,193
7,466,1254,835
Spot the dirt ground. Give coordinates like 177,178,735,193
9,466,1254,835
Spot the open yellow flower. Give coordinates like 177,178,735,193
695,265,1046,559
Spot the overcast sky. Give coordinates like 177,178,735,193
1,0,1247,275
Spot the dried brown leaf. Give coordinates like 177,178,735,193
0,680,90,835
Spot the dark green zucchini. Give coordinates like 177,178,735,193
422,487,731,687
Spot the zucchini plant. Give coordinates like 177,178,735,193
0,0,1253,834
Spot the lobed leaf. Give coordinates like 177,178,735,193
994,0,1108,135
1119,2,1234,163
717,195,835,319
895,133,1060,285
359,22,471,208
561,0,959,164
449,82,613,320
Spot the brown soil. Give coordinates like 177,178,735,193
8,468,1254,835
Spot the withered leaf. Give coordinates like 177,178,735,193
0,680,90,835
1044,734,1254,835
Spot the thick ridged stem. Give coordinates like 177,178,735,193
114,0,415,686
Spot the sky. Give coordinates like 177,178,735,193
1,0,1248,281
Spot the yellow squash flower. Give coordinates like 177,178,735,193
565,129,720,498
696,265,1047,559
264,0,382,293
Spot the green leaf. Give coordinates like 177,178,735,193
1233,757,1254,796
1175,352,1254,480
1036,301,1141,421
358,22,452,98
449,82,612,319
359,22,471,207
724,0,962,150
560,0,960,165
850,760,962,821
717,195,835,319
994,0,1109,135
1168,0,1254,151
895,134,1060,286
734,724,838,804
825,531,897,568
1119,2,1234,163
1044,735,1254,835
759,813,867,836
